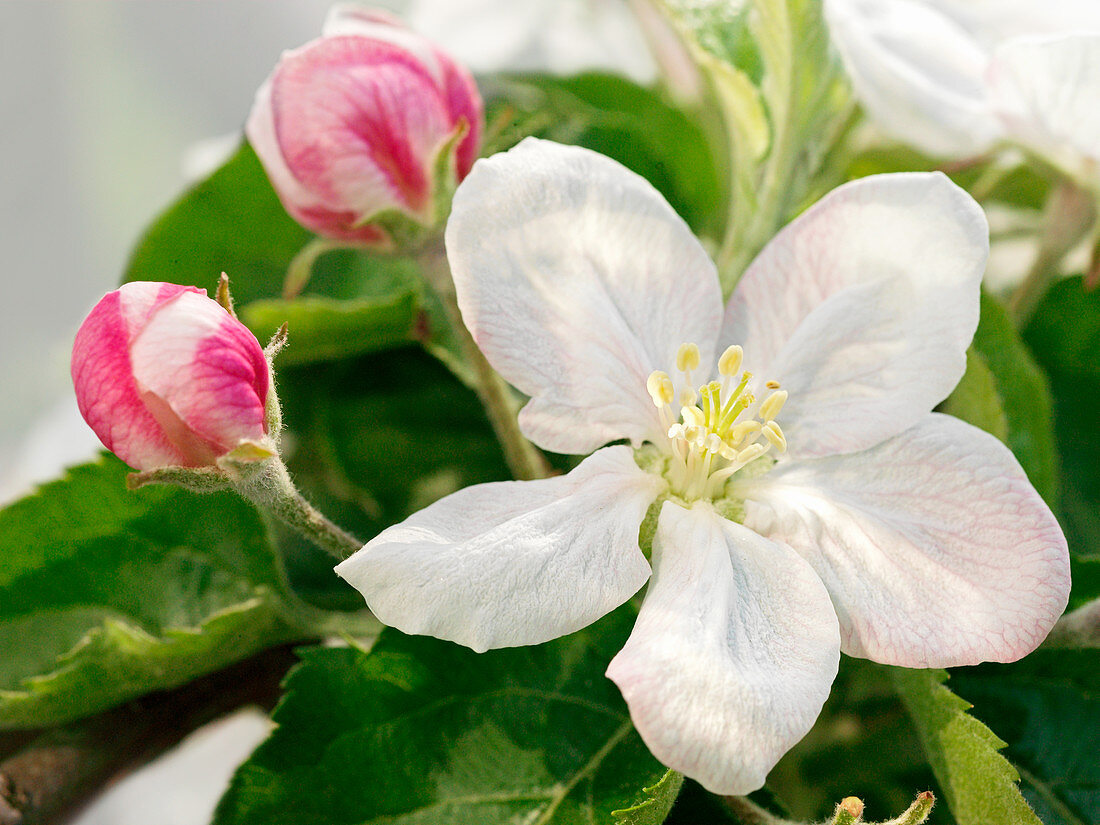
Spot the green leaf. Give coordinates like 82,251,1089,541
124,141,310,305
271,347,511,607
940,349,1009,442
485,72,725,239
943,293,1059,505
656,0,853,287
123,142,440,368
213,610,675,825
0,456,308,728
615,770,684,825
953,650,1100,825
1025,276,1100,605
890,667,1041,825
242,292,420,366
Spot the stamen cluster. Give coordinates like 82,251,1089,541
647,342,787,501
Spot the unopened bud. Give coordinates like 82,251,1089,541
246,7,483,248
72,281,274,472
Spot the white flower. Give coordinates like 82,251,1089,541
825,0,1100,182
336,139,1070,794
402,0,656,82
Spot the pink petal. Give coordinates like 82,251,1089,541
740,413,1071,667
71,283,202,470
447,139,723,455
723,173,988,459
336,446,663,652
129,291,269,462
607,501,840,794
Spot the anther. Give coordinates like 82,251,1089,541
727,420,762,445
676,342,701,373
762,420,787,453
705,433,723,454
718,345,744,377
765,379,781,390
736,443,767,464
647,371,675,407
681,406,705,426
759,389,788,421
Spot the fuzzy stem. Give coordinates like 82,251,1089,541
417,246,553,481
236,458,362,561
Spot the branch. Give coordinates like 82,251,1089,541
0,646,296,825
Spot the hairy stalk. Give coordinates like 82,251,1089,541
417,245,553,481
235,457,363,561
0,647,295,825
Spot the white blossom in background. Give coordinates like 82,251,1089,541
337,139,1070,794
402,0,656,81
825,0,1100,184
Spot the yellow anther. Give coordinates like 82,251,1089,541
705,433,723,453
762,420,787,453
736,443,767,464
646,370,675,407
667,423,686,440
760,389,788,421
718,443,738,460
718,345,744,377
727,420,762,445
676,342,701,373
765,379,781,390
681,405,705,427
684,424,705,445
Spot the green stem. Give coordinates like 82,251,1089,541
417,247,553,482
236,458,363,561
1007,181,1097,325
283,237,346,299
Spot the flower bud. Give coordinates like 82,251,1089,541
71,282,272,472
246,6,483,247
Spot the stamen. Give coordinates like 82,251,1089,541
647,370,674,407
681,405,705,427
650,341,789,502
735,443,767,464
676,343,701,373
759,389,788,421
762,420,787,453
718,345,744,376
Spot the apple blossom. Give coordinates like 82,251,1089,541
246,5,483,247
335,139,1070,794
71,281,272,472
825,0,1100,182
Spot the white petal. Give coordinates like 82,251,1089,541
824,0,1002,157
606,501,840,795
336,446,663,652
446,138,723,455
740,413,1071,668
989,34,1100,174
920,0,1100,45
723,173,987,459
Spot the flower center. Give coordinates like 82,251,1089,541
646,342,787,502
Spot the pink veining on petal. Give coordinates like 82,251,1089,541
71,283,203,470
270,36,453,220
128,291,269,465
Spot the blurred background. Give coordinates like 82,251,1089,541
0,1,336,499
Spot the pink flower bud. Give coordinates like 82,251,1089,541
71,282,271,471
246,6,484,246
